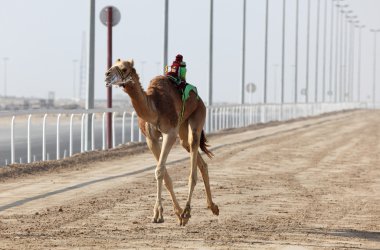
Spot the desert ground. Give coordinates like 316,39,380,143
0,110,379,249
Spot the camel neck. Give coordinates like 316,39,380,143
124,73,158,124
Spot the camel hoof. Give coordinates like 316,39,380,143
181,206,191,219
152,217,164,223
209,203,219,216
180,217,190,226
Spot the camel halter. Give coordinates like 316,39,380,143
107,66,134,87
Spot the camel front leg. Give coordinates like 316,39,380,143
153,131,176,223
146,135,182,224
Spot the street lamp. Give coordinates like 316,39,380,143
356,25,365,102
338,5,348,102
305,0,311,103
294,0,299,103
314,0,321,103
209,0,214,106
281,0,286,104
241,0,247,104
370,29,380,107
343,12,354,101
72,59,78,101
322,0,328,103
264,0,269,104
3,57,9,97
348,19,359,102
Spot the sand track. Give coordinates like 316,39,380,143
0,110,379,249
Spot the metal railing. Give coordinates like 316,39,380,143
0,102,366,167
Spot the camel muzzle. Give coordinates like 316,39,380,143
104,68,122,87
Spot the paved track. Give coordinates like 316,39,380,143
0,110,379,249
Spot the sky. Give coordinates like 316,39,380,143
1,0,380,104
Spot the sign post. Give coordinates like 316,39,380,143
100,6,120,149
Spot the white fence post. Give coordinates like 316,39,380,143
11,116,15,164
27,114,32,163
42,114,48,161
56,114,61,160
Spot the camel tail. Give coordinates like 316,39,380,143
200,130,214,159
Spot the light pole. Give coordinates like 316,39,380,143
333,1,342,103
356,25,365,102
305,0,311,103
241,0,247,104
315,0,321,103
86,0,95,151
209,0,213,106
349,19,359,101
3,57,9,97
343,12,352,101
163,0,169,73
328,0,336,102
322,0,328,102
273,64,279,103
339,5,348,102
370,29,380,107
281,0,286,104
295,0,299,103
264,0,269,104
72,59,78,101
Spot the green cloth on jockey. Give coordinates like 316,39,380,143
167,75,199,124
182,83,198,102
179,83,199,125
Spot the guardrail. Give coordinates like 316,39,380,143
0,102,366,167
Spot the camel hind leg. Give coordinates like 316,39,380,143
197,154,219,215
179,123,219,218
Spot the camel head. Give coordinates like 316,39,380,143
105,58,135,87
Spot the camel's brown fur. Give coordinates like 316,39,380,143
105,59,219,226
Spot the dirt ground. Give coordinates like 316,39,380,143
0,110,379,249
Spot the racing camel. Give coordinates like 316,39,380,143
104,59,219,226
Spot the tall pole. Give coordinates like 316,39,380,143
370,30,380,106
281,0,286,104
334,3,341,103
322,0,328,102
264,0,269,104
294,0,299,103
338,8,345,102
106,7,113,149
328,0,334,102
3,57,9,97
72,59,78,100
342,14,348,101
241,0,246,104
163,0,169,74
208,0,213,106
373,31,377,106
305,0,311,103
357,25,365,102
86,0,95,151
350,23,356,102
315,0,321,103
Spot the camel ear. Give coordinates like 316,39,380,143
128,59,134,67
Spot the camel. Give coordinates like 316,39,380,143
104,59,219,226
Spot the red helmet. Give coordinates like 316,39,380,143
166,54,186,79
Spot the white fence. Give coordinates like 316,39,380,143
0,102,366,167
